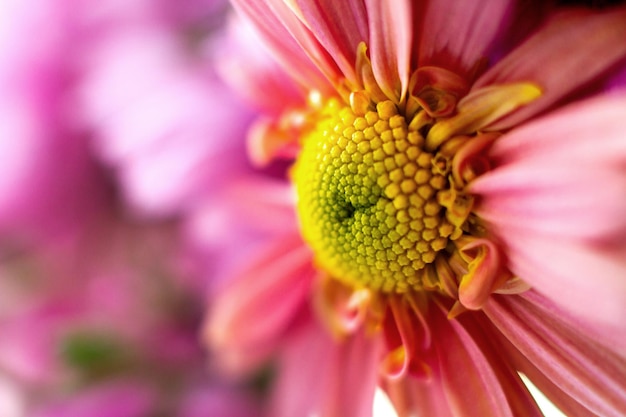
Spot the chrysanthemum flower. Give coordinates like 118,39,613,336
207,1,626,416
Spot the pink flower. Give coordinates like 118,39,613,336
0,0,106,245
76,0,256,218
207,1,626,416
0,1,266,415
0,212,262,416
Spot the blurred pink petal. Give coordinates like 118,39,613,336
0,0,103,243
33,382,155,417
270,321,382,417
207,236,315,374
475,7,626,129
80,19,253,217
214,14,306,115
418,0,515,79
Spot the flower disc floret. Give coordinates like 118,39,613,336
294,99,460,293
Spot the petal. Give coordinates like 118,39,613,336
494,230,626,333
292,0,369,85
365,0,412,101
431,306,543,416
270,322,382,417
471,93,626,241
215,13,306,115
426,83,541,150
474,7,626,129
485,292,626,416
205,236,315,374
417,0,516,79
457,237,508,310
230,0,336,91
382,375,455,417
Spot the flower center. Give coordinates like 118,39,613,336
294,98,468,293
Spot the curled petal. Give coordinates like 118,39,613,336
452,131,501,185
314,274,385,338
246,116,302,166
381,296,431,380
426,83,541,150
457,237,510,310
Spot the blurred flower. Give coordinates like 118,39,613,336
0,0,264,415
72,0,256,219
0,0,105,246
207,1,626,416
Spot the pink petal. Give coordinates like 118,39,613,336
292,0,369,85
474,7,626,129
270,322,382,417
417,0,516,79
230,0,336,91
494,231,626,333
215,13,306,115
431,307,543,416
477,93,626,165
365,0,412,101
382,376,454,417
471,93,626,240
500,344,603,417
205,235,315,374
485,292,626,416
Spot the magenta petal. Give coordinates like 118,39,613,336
270,323,382,417
418,0,515,78
205,236,314,373
365,0,412,101
485,292,626,416
474,7,626,129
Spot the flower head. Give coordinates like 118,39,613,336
208,1,626,416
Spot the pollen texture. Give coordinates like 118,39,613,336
293,99,458,293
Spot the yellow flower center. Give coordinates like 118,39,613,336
291,60,542,298
294,98,467,293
